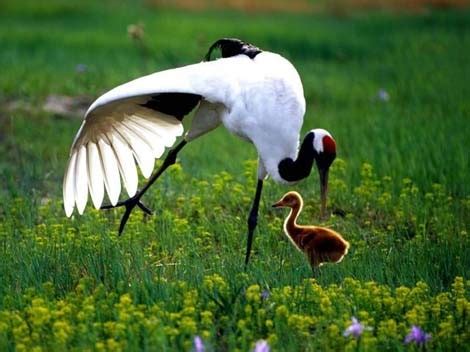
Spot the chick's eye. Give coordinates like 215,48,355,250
322,135,336,154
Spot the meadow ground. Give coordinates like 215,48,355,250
0,0,469,350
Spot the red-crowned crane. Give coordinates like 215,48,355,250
63,38,337,266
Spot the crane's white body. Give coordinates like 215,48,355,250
63,52,306,216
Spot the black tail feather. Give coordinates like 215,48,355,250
204,38,261,61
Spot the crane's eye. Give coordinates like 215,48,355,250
322,135,336,155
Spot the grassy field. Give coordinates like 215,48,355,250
0,0,469,350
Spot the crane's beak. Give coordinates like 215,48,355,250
318,166,329,219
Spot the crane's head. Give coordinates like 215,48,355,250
278,129,336,218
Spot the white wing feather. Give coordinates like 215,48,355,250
108,132,138,198
63,56,250,216
63,152,77,217
117,120,155,178
98,138,121,206
87,142,105,209
74,146,88,214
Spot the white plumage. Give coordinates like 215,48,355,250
63,51,305,217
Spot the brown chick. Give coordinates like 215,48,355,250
272,191,349,270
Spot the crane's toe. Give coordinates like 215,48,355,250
101,194,154,235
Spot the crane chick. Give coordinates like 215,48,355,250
272,191,349,270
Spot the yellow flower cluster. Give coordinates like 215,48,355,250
0,160,467,351
0,276,467,351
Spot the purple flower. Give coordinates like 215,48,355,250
343,317,372,338
193,336,205,352
75,64,88,73
253,339,270,352
377,88,390,102
404,325,431,346
261,289,270,300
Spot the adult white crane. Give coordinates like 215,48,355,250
63,38,337,265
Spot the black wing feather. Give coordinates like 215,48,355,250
140,93,202,120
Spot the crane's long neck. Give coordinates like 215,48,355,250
283,201,303,249
278,132,315,182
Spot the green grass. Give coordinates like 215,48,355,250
0,1,469,350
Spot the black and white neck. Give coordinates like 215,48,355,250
278,131,316,182
278,128,336,183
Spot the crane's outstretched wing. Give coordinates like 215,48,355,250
63,57,250,216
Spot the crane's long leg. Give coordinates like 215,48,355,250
101,139,188,235
244,179,263,267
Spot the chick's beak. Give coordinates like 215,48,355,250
272,200,284,208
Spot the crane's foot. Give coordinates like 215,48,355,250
332,207,346,217
311,266,319,278
101,194,153,235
